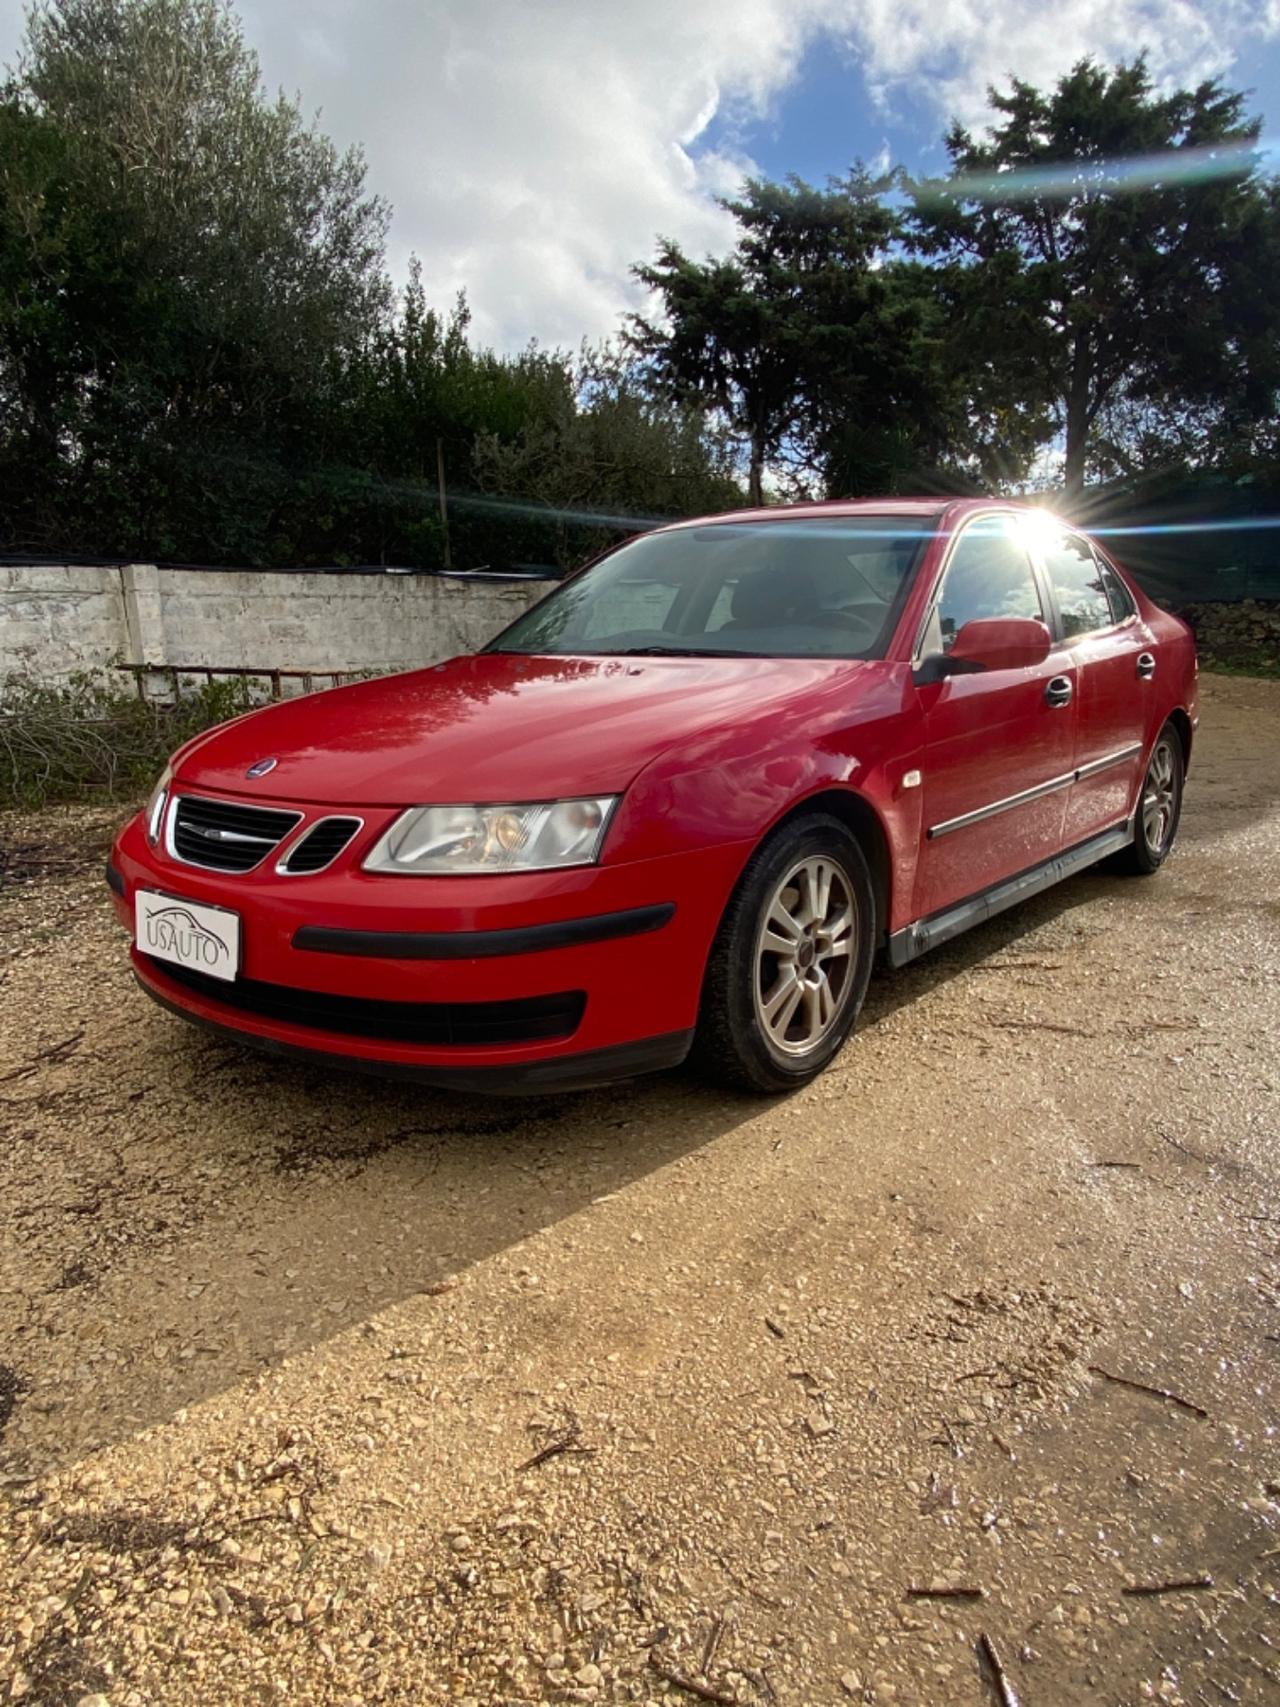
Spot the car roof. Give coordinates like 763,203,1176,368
660,496,1023,530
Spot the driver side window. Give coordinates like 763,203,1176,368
931,516,1043,652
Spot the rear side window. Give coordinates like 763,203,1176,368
933,515,1043,652
1040,528,1113,638
1097,558,1136,624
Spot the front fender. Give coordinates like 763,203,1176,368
605,663,925,935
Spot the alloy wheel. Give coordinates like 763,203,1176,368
753,856,858,1058
1142,737,1178,855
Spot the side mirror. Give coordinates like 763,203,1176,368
947,617,1052,672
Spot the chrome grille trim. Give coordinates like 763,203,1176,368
276,816,365,876
167,794,303,873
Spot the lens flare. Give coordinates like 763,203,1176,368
1089,516,1280,538
912,136,1278,209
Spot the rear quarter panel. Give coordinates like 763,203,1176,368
1121,573,1199,768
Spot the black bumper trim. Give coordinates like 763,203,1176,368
292,902,676,961
135,971,692,1094
105,860,125,897
140,955,584,1046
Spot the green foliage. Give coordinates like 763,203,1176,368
2,7,1277,572
0,673,254,807
630,172,931,500
1,0,393,560
471,344,741,569
908,58,1277,495
629,170,1061,500
0,0,741,570
633,59,1280,505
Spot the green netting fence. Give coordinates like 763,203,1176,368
1074,471,1280,607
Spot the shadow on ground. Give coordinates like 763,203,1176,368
2,858,1120,1474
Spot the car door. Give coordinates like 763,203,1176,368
1032,525,1153,845
914,513,1077,920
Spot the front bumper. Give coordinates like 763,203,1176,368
109,799,747,1090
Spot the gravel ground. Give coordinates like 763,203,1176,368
1,673,1278,1707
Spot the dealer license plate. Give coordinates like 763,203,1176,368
135,889,240,982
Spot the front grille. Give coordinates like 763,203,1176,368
281,817,362,874
144,957,586,1046
170,795,302,873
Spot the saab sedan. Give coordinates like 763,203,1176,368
107,499,1197,1093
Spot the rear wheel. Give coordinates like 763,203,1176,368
691,815,876,1093
1111,723,1184,875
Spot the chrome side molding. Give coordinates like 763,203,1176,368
927,743,1144,839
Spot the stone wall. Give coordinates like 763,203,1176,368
1180,598,1280,673
0,563,553,688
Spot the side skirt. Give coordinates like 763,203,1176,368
885,821,1134,969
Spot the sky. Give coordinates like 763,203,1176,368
3,0,1280,352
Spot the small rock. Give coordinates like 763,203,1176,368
575,1663,602,1687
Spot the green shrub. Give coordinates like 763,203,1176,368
0,674,256,809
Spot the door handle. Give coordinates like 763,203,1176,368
1136,652,1156,679
1045,675,1073,707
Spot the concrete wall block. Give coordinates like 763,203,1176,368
121,563,165,664
0,565,133,680
0,564,552,687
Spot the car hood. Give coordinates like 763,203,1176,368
175,651,886,805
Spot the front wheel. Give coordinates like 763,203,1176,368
1112,723,1185,875
691,815,876,1093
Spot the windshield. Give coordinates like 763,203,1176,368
486,515,937,660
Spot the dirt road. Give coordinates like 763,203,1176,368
1,674,1278,1706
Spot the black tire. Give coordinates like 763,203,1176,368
690,814,877,1094
1110,722,1185,876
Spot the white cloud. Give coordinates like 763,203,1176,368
839,0,1274,129
3,0,1276,349
234,0,1278,349
235,0,829,350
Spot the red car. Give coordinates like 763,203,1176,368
108,499,1197,1094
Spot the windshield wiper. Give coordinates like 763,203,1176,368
612,645,766,658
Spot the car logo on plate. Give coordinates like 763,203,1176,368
245,757,278,778
141,904,231,965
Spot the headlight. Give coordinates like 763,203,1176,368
363,797,618,875
145,765,172,845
